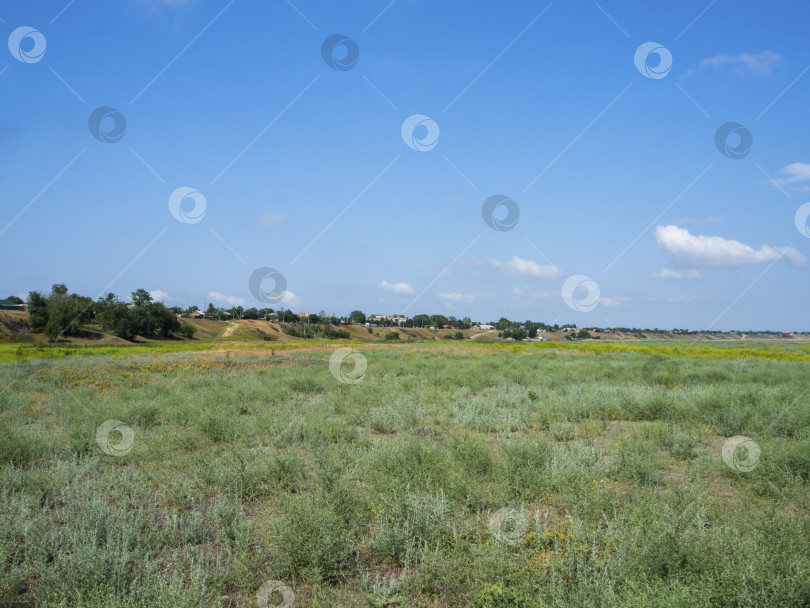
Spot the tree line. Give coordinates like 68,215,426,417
26,284,194,341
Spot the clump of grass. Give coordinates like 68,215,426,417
264,492,353,583
550,419,575,442
371,485,451,567
0,425,52,465
198,409,236,443
453,385,530,432
663,425,700,460
618,436,659,485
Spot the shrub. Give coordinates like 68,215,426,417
0,426,51,465
663,426,699,461
501,437,552,499
198,410,236,443
176,322,195,339
267,493,353,583
322,326,350,339
468,582,529,608
371,485,451,566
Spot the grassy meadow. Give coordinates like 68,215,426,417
1,341,809,606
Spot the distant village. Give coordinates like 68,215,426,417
1,292,805,340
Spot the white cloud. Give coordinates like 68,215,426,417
655,225,806,267
769,162,810,188
652,268,702,279
600,296,628,307
208,291,247,307
258,212,284,227
490,256,562,278
440,292,473,302
149,289,170,302
279,290,301,307
378,280,414,294
692,50,782,76
668,295,701,304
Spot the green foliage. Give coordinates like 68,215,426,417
176,323,195,339
27,285,94,340
267,493,353,583
371,485,451,566
350,309,366,324
1,343,809,606
321,325,350,339
468,583,528,608
384,331,400,340
96,291,180,340
26,291,50,330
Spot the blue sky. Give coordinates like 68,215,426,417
2,0,809,330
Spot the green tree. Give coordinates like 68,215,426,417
26,292,49,330
349,310,366,324
505,328,527,340
430,314,448,327
131,288,152,307
50,283,68,299
97,293,135,340
177,323,196,338
30,285,93,341
495,317,513,331
242,307,260,319
412,314,430,328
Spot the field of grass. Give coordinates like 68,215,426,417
1,342,809,606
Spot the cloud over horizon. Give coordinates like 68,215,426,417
378,280,414,294
652,268,702,279
208,291,247,307
655,225,806,268
149,289,170,302
490,256,562,278
440,292,473,302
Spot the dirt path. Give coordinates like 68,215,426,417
221,322,238,338
469,330,496,340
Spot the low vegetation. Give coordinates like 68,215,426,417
0,342,808,606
